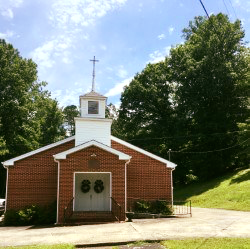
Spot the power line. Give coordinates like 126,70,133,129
170,138,249,154
222,0,230,16
198,0,210,18
127,130,250,142
228,0,238,19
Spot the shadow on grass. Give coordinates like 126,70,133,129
173,170,241,201
230,169,250,185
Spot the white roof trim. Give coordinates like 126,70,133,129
2,136,75,167
53,140,131,161
111,136,177,169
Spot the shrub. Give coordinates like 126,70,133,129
3,209,19,226
150,200,173,215
4,201,57,226
134,200,151,213
134,200,173,215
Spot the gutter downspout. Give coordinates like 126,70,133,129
171,168,175,206
54,159,60,224
125,159,131,212
4,166,9,213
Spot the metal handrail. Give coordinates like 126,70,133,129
63,197,74,224
127,197,192,217
110,197,121,222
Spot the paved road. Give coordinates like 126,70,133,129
0,208,249,247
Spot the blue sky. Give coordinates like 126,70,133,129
1,0,250,108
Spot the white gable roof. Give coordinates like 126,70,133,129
2,136,75,167
53,140,131,160
111,136,177,169
2,135,176,169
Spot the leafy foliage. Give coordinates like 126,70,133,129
0,39,66,197
106,103,121,136
118,62,175,155
133,200,173,215
63,105,79,136
116,14,250,183
169,14,249,180
4,202,57,226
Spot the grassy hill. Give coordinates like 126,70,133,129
174,168,250,211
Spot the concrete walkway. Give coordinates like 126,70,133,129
0,208,250,247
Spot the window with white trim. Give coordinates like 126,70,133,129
88,101,99,114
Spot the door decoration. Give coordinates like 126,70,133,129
94,180,104,193
81,179,91,193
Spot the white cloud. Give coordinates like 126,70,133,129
30,35,74,69
30,40,57,69
105,77,133,97
117,65,128,78
148,46,171,64
0,0,23,18
49,0,127,29
168,26,174,35
51,87,89,107
100,44,107,50
0,30,14,40
158,34,165,40
233,0,250,12
114,101,121,109
1,9,13,18
106,67,113,72
31,0,128,72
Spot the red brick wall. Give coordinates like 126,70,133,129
6,140,75,211
57,146,126,223
6,137,172,223
111,140,172,211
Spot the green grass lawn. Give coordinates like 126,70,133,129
174,168,250,211
1,239,250,249
162,238,250,249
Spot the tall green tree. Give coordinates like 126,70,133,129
0,39,41,157
63,105,79,136
37,96,65,145
169,14,250,180
0,39,66,197
105,103,120,137
117,62,176,154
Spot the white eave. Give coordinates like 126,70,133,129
2,136,75,168
111,136,177,169
53,140,131,161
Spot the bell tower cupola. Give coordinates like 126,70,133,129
75,56,112,147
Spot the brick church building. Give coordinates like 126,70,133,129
3,63,176,224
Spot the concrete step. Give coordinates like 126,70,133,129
67,211,117,223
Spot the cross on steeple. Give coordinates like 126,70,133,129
90,56,99,92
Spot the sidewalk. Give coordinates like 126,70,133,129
0,208,250,247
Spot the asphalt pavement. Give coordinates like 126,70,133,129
0,208,249,247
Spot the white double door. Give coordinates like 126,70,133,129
74,173,111,211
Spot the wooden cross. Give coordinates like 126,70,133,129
90,56,99,92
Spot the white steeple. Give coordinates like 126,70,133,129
74,57,112,147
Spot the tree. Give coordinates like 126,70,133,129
116,14,249,184
0,39,41,157
105,103,120,137
117,62,176,155
169,14,250,180
38,97,65,145
0,39,66,197
63,105,79,136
